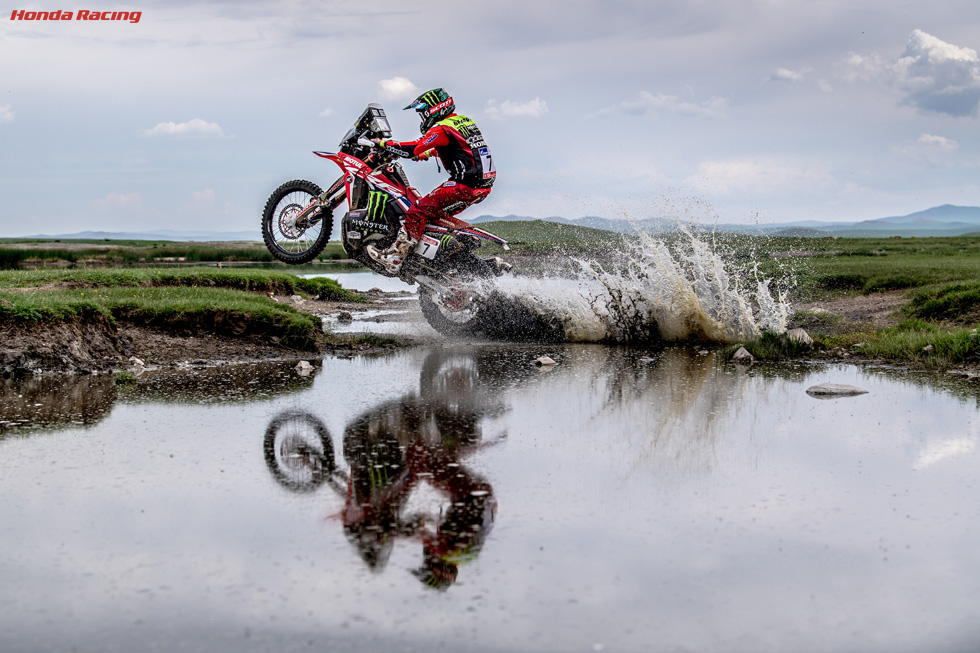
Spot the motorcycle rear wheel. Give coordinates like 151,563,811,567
262,179,333,265
418,254,496,337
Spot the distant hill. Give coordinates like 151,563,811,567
473,204,980,238
471,214,676,235
20,229,264,242
861,204,980,226
476,219,626,252
17,204,980,242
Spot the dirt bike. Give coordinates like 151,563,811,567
261,103,512,336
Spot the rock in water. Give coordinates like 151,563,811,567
533,356,556,368
731,347,754,363
783,328,814,346
295,360,314,376
806,383,868,398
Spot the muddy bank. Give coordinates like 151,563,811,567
1,314,122,375
0,286,926,375
793,289,906,333
0,290,417,376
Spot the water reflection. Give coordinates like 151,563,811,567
2,346,979,652
0,362,317,439
124,361,318,404
264,349,518,590
0,374,116,436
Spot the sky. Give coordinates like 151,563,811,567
2,0,980,236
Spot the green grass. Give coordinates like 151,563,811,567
737,306,980,369
855,324,980,369
728,330,818,361
476,220,629,254
0,268,364,349
0,267,360,301
902,282,980,325
0,286,322,347
744,235,980,299
0,239,349,269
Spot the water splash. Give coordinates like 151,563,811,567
490,229,791,344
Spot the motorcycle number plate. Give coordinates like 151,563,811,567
416,235,440,260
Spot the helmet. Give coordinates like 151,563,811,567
404,88,455,134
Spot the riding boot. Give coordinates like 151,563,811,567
366,226,417,274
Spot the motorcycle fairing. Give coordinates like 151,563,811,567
314,152,410,201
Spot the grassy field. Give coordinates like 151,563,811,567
4,227,980,368
0,268,362,349
0,239,349,269
476,220,627,254
744,235,980,298
474,224,980,368
709,235,980,368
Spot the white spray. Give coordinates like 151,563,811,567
493,229,791,344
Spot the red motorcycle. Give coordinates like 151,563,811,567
261,104,512,336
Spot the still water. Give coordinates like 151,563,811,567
1,346,979,652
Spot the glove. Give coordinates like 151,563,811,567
415,149,436,161
372,138,390,149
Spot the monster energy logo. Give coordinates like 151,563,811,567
439,115,474,138
367,191,388,224
369,462,390,489
424,91,441,107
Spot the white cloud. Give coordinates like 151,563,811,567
143,118,224,137
838,52,885,83
895,133,961,164
914,438,976,470
893,30,980,117
841,30,980,117
318,108,334,118
0,104,13,123
96,192,143,209
917,133,959,150
684,158,833,195
377,77,419,102
191,188,216,205
768,67,806,83
484,97,549,119
590,91,727,119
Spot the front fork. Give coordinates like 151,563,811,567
291,177,347,229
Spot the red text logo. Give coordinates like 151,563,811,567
10,10,143,23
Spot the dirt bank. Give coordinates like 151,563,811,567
0,288,916,375
0,289,417,376
793,289,907,333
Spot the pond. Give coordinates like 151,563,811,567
1,346,979,652
303,270,417,294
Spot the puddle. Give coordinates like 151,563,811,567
303,271,418,294
1,346,979,652
320,306,433,336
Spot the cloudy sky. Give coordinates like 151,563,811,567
2,0,979,235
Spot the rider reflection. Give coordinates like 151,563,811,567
264,349,513,590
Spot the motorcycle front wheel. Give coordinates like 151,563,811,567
418,253,496,337
263,410,335,493
262,179,334,265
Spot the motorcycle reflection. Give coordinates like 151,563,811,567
264,350,511,590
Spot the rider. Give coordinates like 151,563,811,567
367,88,496,274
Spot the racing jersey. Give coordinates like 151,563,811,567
383,113,496,189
